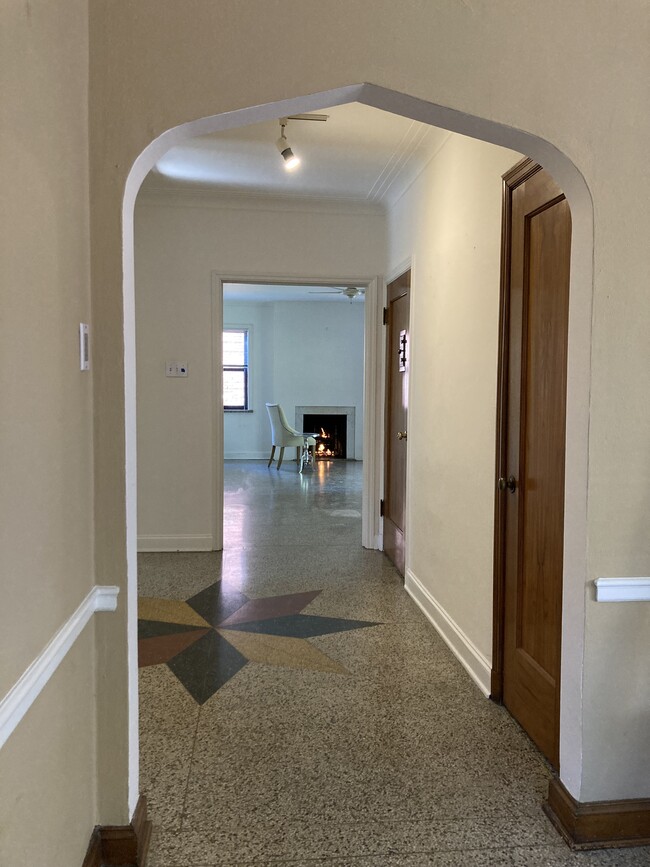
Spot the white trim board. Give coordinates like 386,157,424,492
0,585,119,750
594,577,650,602
137,534,214,552
224,452,269,460
405,569,491,696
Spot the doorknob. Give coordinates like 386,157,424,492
397,430,407,441
498,475,517,492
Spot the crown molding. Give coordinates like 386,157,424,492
136,186,386,217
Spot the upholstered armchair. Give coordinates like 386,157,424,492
265,403,316,471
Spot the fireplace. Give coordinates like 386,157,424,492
304,414,347,459
295,406,356,460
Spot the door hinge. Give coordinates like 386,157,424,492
383,306,388,325
379,498,385,517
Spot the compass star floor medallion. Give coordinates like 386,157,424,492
138,582,380,704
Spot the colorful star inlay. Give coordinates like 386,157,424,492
138,582,380,704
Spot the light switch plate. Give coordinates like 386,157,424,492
166,361,189,377
80,323,90,370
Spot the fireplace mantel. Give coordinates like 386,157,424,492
295,406,356,460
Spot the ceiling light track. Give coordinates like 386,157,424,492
286,113,329,122
275,114,329,171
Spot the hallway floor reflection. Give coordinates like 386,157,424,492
138,460,649,866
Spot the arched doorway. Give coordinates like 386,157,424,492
122,83,593,815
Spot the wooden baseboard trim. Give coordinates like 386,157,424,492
82,830,102,867
82,796,152,866
545,778,650,849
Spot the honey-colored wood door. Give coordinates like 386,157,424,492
495,161,571,769
383,270,410,576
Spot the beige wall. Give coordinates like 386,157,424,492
0,1,98,862
387,133,522,666
0,630,97,866
88,0,650,817
135,195,383,548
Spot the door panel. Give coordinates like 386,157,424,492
498,162,571,769
383,270,410,575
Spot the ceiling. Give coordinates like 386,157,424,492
223,283,365,304
142,103,451,207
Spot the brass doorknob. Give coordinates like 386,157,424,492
498,475,517,492
397,431,407,440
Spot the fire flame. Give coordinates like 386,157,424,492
315,427,335,458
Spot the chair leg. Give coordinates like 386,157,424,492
277,447,285,470
267,445,276,467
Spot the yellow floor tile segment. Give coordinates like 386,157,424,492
216,629,349,674
138,596,211,628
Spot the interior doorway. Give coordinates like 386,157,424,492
125,84,593,816
382,269,411,576
212,275,383,552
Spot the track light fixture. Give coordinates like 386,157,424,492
276,119,300,171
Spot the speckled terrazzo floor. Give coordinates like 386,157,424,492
138,460,650,867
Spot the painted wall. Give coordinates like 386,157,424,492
88,0,650,817
224,300,365,460
135,195,382,550
388,133,522,675
0,1,98,863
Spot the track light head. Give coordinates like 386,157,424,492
276,119,300,171
276,136,300,169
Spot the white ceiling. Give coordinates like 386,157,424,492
143,102,451,206
223,283,365,303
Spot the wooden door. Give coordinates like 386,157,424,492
494,160,571,769
383,270,410,576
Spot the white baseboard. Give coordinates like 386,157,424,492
224,451,269,460
0,585,119,750
405,569,491,696
137,534,214,552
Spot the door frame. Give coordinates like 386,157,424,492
123,84,594,812
381,266,412,575
211,271,384,552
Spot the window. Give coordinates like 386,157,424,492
223,328,250,410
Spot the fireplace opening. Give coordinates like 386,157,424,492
303,414,347,460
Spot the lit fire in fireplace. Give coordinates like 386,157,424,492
304,414,346,459
316,427,335,458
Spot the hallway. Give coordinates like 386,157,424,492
138,461,648,866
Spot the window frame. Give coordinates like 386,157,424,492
222,326,251,412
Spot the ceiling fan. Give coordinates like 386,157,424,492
308,286,365,300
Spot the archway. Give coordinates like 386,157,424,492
123,83,593,814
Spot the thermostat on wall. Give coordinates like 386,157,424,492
79,323,90,371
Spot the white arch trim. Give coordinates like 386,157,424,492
123,83,593,812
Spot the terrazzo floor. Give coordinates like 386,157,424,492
138,460,650,866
